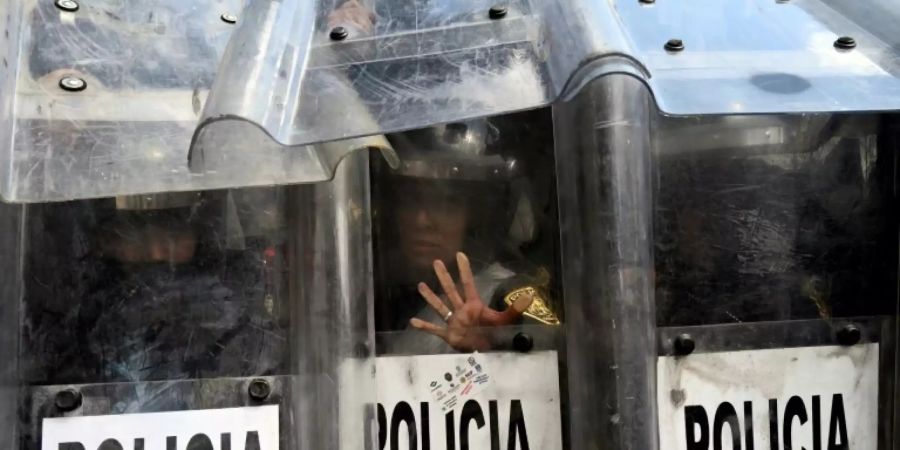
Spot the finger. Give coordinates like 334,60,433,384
456,252,481,303
434,259,465,310
410,318,447,338
418,282,451,317
482,292,534,326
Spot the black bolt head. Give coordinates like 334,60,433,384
330,26,349,41
665,39,684,52
55,0,79,12
834,36,856,50
55,388,83,412
489,6,508,19
59,76,87,92
837,324,861,346
248,378,271,401
512,332,533,353
674,333,695,356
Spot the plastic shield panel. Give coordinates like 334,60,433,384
553,73,658,450
371,327,565,450
617,0,900,114
366,107,566,450
650,106,900,448
7,0,900,201
553,69,899,450
191,0,900,197
0,202,23,450
4,153,376,449
653,114,897,325
1,0,390,203
656,319,896,449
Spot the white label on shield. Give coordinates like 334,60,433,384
42,405,279,450
657,344,879,450
372,351,562,450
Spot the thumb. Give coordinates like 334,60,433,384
482,292,534,326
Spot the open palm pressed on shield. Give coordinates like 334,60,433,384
410,252,534,351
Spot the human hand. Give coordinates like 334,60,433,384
410,252,534,352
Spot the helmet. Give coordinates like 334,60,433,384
114,192,202,211
373,119,536,268
385,120,518,182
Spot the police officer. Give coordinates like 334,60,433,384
23,190,288,407
373,120,559,354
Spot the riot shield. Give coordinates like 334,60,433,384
0,159,377,449
1,0,899,449
0,2,384,446
367,110,566,450
556,74,899,450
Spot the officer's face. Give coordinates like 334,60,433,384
101,213,197,265
395,184,469,272
105,225,197,264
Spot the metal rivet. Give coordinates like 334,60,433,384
248,379,271,401
836,324,861,346
674,333,695,356
639,0,655,4
59,76,86,92
512,332,533,353
54,0,79,12
330,26,349,41
665,39,684,52
834,36,856,50
488,5,508,19
220,13,237,24
55,388,83,412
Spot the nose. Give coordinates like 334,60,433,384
414,207,435,228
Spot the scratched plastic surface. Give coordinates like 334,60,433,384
369,108,563,353
0,84,896,450
652,113,899,326
7,0,900,201
193,0,900,195
552,74,900,450
0,152,377,449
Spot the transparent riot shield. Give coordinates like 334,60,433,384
0,0,391,202
649,112,897,450
0,1,387,447
3,0,900,449
0,152,378,449
367,110,567,450
555,72,900,450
